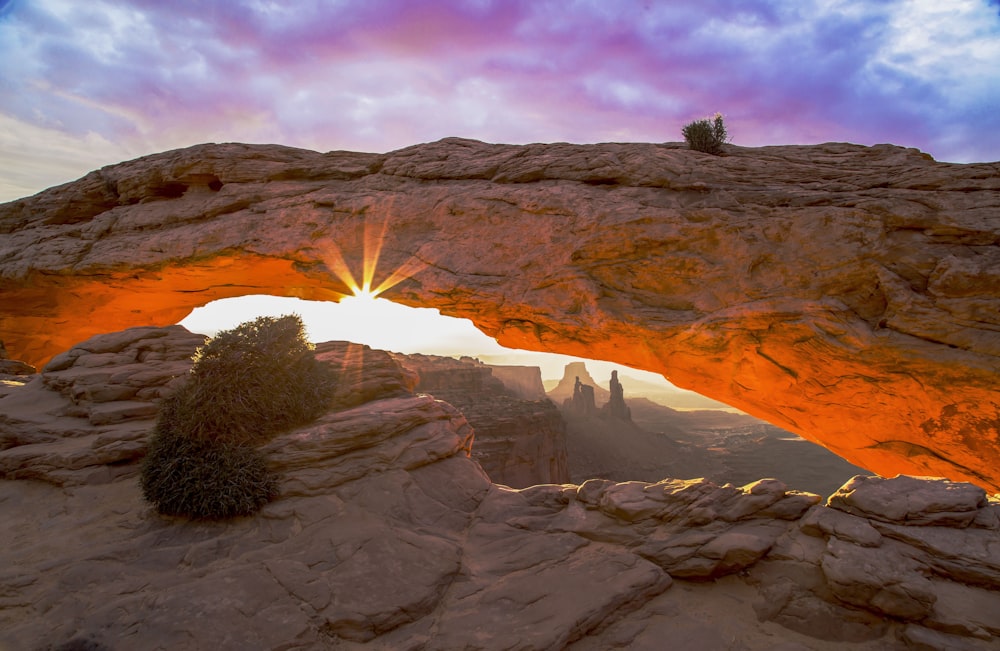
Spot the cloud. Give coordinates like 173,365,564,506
0,0,998,201
0,112,142,200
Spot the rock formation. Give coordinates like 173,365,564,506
485,363,548,400
1,327,998,650
603,369,632,421
0,139,998,489
568,376,598,418
0,326,207,485
391,352,569,487
549,361,611,406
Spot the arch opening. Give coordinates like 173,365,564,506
178,294,724,411
177,294,872,496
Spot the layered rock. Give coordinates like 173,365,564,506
391,352,569,487
0,139,998,489
486,363,547,400
0,329,998,649
750,475,1000,649
0,326,206,485
0,339,35,382
549,361,611,406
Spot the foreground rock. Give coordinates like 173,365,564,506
1,140,998,490
0,326,206,485
1,328,998,650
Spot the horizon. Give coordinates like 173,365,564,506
178,295,741,412
178,295,716,385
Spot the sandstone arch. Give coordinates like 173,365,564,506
1,138,998,490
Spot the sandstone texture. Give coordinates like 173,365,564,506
392,352,569,487
0,139,998,490
2,327,999,650
0,326,206,485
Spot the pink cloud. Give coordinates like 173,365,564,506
0,0,997,194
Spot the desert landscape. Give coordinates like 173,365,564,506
2,2,999,648
1,135,998,650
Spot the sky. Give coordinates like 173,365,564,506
1,0,999,202
178,294,687,388
2,0,999,391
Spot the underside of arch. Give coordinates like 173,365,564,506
1,139,998,491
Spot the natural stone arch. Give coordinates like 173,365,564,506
1,139,998,490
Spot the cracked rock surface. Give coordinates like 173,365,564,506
1,327,997,650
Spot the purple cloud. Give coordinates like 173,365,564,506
0,0,998,200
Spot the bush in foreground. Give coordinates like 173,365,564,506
140,434,276,519
682,112,729,155
140,314,336,519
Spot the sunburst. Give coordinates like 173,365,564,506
314,213,427,302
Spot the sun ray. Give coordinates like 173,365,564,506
315,240,362,296
371,255,429,296
361,211,392,296
314,210,429,302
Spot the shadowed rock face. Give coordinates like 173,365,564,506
1,138,998,489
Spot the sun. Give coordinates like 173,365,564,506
314,214,430,305
349,284,380,302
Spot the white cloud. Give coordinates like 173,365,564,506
879,0,1000,95
0,113,142,202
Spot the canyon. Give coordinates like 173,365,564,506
1,326,998,650
390,352,569,487
547,361,868,497
0,139,997,489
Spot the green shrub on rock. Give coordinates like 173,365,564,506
140,434,276,519
682,112,729,155
140,314,336,519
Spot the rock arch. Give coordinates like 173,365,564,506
1,139,998,490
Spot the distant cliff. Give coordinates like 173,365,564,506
485,364,547,400
552,362,867,496
391,353,569,487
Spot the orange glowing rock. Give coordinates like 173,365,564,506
1,139,998,490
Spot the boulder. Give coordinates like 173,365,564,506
828,474,988,526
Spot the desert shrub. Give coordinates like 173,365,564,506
140,432,276,519
140,314,336,519
682,112,729,155
176,314,337,444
